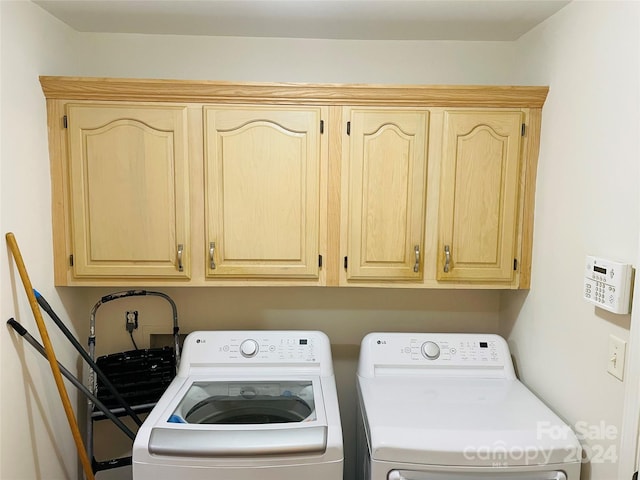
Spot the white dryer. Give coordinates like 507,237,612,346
356,333,582,480
133,330,343,480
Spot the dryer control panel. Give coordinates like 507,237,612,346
357,333,516,379
413,337,501,363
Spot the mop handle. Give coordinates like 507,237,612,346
7,318,136,441
6,232,96,480
35,291,143,426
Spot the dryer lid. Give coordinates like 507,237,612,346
358,376,582,467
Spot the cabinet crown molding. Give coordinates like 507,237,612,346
40,76,548,108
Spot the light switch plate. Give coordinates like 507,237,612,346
608,335,626,381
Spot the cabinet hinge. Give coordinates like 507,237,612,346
514,258,518,271
521,123,526,136
344,256,348,269
319,255,323,267
320,120,324,134
346,121,351,136
63,115,68,129
69,254,74,266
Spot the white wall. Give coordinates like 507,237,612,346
501,2,640,479
0,1,84,479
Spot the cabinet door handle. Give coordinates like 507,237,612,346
413,245,420,273
177,244,184,272
209,242,216,270
444,245,451,273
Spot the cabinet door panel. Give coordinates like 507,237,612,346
438,110,522,282
345,109,429,280
67,104,190,278
205,106,322,278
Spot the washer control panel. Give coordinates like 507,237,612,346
358,333,514,379
179,331,333,372
213,334,316,362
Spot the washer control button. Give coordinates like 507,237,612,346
240,339,259,358
421,341,441,360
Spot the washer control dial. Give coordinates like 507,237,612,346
240,339,259,358
421,341,440,360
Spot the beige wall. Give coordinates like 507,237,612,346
56,32,519,479
1,4,516,479
76,287,501,480
1,2,81,479
73,33,519,84
501,2,640,480
4,2,639,480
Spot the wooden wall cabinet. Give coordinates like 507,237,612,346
41,77,546,288
204,106,326,279
341,107,429,281
437,110,524,283
64,103,190,279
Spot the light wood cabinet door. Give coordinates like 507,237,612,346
343,108,429,281
437,110,523,282
205,106,324,278
66,104,190,278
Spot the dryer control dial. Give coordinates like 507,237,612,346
240,339,259,358
421,341,440,360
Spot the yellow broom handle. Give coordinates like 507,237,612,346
6,233,95,480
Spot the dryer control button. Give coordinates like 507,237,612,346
421,341,440,360
240,339,259,358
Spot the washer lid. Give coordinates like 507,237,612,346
170,380,317,424
149,424,327,457
358,376,581,467
147,376,329,457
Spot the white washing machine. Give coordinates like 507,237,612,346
356,333,582,480
133,330,343,480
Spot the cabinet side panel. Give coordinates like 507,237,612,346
47,99,71,285
518,108,542,289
